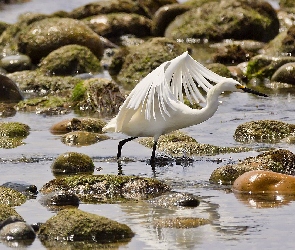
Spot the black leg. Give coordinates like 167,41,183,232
117,137,138,159
151,140,158,161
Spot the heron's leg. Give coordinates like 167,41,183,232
151,140,158,161
117,137,138,159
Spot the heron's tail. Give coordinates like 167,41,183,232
102,117,117,132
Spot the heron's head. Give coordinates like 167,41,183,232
221,79,268,97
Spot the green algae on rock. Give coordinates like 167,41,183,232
165,0,279,43
0,205,23,222
38,44,102,76
234,120,295,143
7,70,81,96
39,208,134,243
51,152,95,175
246,54,295,80
0,122,30,149
0,187,27,207
71,78,125,116
210,149,295,185
139,131,250,157
17,17,104,64
40,174,171,203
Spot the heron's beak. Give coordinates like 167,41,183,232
238,85,268,97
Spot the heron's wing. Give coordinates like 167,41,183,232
118,51,227,122
165,51,227,104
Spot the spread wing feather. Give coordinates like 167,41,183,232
119,51,227,123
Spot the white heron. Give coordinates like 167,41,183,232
103,51,267,162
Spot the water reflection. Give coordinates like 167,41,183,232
234,192,295,208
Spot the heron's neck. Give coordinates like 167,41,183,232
193,85,222,123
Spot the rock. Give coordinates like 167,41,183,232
110,37,187,89
139,131,250,157
0,186,27,206
68,0,146,19
152,3,191,36
17,17,104,64
71,78,125,115
38,209,134,243
0,221,36,240
233,170,295,193
1,182,38,197
0,54,31,72
271,62,295,84
0,74,23,102
61,131,110,147
138,0,178,18
0,103,16,118
0,122,30,148
51,152,95,175
0,21,9,36
39,191,79,210
165,0,279,42
7,70,81,96
40,175,170,203
16,96,71,114
0,205,23,222
154,217,210,229
212,44,252,64
234,120,295,143
38,45,102,76
246,54,295,80
210,149,295,185
84,13,152,38
148,192,200,208
264,25,295,56
50,117,106,135
206,63,232,78
0,122,30,137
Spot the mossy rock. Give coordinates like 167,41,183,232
68,0,146,19
51,152,95,175
165,0,279,42
245,54,295,80
72,78,125,116
7,70,81,96
139,131,251,157
39,208,134,243
111,37,187,89
0,122,30,137
61,131,110,147
206,63,232,78
17,17,104,64
210,149,295,185
40,174,170,203
0,187,27,207
38,44,102,76
50,117,106,135
234,120,295,143
0,205,23,222
16,96,70,112
0,103,16,118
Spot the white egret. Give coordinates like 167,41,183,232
103,51,267,162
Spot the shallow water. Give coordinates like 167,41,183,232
1,0,295,249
